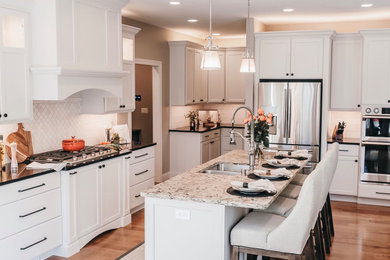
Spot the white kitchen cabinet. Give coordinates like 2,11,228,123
186,48,195,104
0,6,32,123
194,49,208,103
225,49,246,103
331,34,363,110
208,52,225,103
170,129,221,174
329,144,359,196
81,25,140,114
361,29,390,105
255,31,334,79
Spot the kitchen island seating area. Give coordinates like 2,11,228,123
230,143,339,260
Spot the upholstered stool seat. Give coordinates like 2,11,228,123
291,173,308,186
280,184,302,199
255,196,296,217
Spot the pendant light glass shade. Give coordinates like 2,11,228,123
240,57,256,73
201,50,221,70
201,0,221,70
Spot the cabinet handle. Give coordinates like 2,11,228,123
3,113,7,118
339,149,349,152
376,192,390,196
125,156,131,159
135,194,141,198
70,171,78,175
135,153,148,159
20,237,47,251
205,135,209,138
19,207,46,218
18,183,45,193
210,141,215,144
135,170,148,176
200,99,204,102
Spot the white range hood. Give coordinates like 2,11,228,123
31,0,130,100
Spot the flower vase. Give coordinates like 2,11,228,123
255,143,265,164
190,120,196,131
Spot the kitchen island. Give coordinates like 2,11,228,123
142,149,309,260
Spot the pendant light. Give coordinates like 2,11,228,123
201,0,221,70
240,0,256,73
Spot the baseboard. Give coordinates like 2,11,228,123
357,197,390,207
121,214,132,227
330,194,358,203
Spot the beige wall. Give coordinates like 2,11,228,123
264,19,390,33
122,17,203,174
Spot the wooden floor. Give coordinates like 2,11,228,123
48,201,390,260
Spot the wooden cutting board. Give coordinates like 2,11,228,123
5,123,33,163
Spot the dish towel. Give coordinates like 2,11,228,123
27,162,67,172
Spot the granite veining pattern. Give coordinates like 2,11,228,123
142,150,309,210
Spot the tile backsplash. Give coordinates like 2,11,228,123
0,100,117,157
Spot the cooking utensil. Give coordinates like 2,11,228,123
62,136,85,151
5,123,33,163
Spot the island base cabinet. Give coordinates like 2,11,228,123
145,197,246,260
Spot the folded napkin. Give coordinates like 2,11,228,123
253,168,293,179
27,162,66,172
231,179,277,193
279,158,300,166
291,149,309,157
276,150,309,159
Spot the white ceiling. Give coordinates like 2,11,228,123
122,0,390,38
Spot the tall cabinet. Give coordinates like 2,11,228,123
0,3,32,123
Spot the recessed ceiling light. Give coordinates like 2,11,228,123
212,33,221,36
283,8,295,12
187,19,198,23
361,3,373,7
169,1,181,5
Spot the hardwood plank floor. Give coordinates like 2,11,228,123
48,201,390,260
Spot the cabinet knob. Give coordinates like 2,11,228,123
355,160,358,163
98,165,102,169
388,100,390,103
286,73,289,76
222,99,225,102
291,73,294,76
357,104,361,108
200,99,204,102
192,100,195,102
0,114,2,118
123,105,126,108
102,164,105,168
3,113,7,118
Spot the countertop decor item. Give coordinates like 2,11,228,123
62,136,85,151
10,142,18,173
332,121,346,141
185,110,199,131
5,123,33,163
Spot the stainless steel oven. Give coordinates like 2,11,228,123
361,105,390,184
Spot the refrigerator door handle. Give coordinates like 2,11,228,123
288,89,292,139
283,88,288,139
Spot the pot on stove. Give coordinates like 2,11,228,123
62,136,85,151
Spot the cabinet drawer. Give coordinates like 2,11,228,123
130,178,154,210
130,146,155,164
129,158,154,186
359,183,390,200
0,172,60,206
0,188,61,240
0,216,62,260
201,129,220,142
328,144,359,157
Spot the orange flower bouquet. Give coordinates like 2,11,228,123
243,108,273,147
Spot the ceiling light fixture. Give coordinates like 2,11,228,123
187,19,198,23
240,0,256,73
361,3,373,7
201,0,221,70
169,1,181,5
283,8,295,12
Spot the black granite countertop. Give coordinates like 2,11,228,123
0,142,157,186
169,124,245,133
327,137,360,145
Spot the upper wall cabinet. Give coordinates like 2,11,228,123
82,25,141,114
361,29,390,105
330,34,363,110
0,1,33,123
169,41,245,106
31,0,129,100
255,31,334,79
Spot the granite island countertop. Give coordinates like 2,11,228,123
142,149,309,210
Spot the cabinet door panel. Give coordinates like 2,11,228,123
362,37,390,104
331,37,362,109
1,51,31,121
122,62,134,110
330,156,359,196
101,159,122,225
258,39,291,79
225,51,246,103
208,52,225,103
193,50,204,102
76,166,100,237
201,141,210,164
291,38,324,79
186,48,195,104
209,138,221,161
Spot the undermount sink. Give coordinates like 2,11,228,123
200,163,250,176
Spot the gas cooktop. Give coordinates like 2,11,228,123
29,146,122,167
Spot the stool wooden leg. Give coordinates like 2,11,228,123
327,194,335,237
314,218,325,260
321,209,331,254
232,246,239,260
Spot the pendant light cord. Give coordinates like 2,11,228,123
209,0,212,50
246,0,250,57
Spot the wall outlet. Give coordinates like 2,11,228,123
175,209,190,220
141,107,148,114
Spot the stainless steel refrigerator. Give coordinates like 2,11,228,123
258,81,322,162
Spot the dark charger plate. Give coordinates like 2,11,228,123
247,173,289,181
226,187,276,197
262,163,300,170
274,155,308,161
